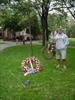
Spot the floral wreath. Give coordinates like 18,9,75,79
42,43,56,60
21,56,42,73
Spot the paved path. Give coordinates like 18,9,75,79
68,45,75,48
0,41,42,51
0,41,75,51
0,41,16,51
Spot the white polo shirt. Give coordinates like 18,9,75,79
54,33,69,49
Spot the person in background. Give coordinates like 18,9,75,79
54,28,69,69
16,32,20,44
21,29,27,45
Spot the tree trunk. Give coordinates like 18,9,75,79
41,9,48,46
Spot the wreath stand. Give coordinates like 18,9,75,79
21,27,42,76
42,29,56,60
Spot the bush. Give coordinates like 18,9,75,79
66,24,75,38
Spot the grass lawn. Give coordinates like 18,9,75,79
0,45,75,100
69,38,75,46
38,38,75,46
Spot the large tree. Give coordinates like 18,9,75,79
34,0,51,46
34,0,75,46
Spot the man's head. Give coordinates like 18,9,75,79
58,26,64,34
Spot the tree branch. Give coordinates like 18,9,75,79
49,6,75,11
63,0,75,19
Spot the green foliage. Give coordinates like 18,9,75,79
0,8,22,31
0,8,12,29
66,24,75,37
69,38,75,45
15,0,41,34
0,0,9,4
48,14,68,31
14,0,33,15
0,0,41,34
30,12,41,36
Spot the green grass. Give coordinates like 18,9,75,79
38,38,75,46
0,45,75,100
69,38,75,46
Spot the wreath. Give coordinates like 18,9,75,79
21,56,42,74
42,43,56,60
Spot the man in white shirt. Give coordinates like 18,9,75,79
54,28,69,69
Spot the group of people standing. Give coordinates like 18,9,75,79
49,27,69,69
15,30,28,45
